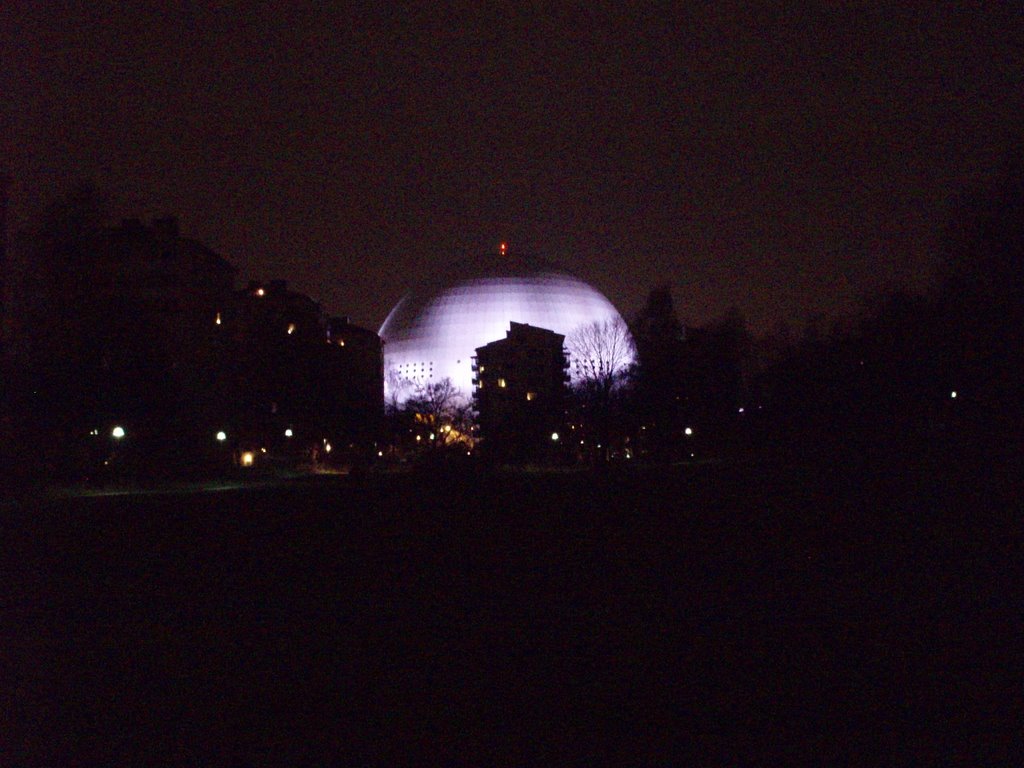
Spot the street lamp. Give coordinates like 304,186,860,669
216,431,227,442
551,432,559,441
684,427,693,436
111,426,125,439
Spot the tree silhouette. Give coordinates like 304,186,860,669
566,317,636,461
404,378,475,449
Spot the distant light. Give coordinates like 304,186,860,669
260,447,267,453
215,312,222,325
500,241,507,256
111,426,125,439
429,432,435,440
551,432,559,441
240,451,254,467
498,378,507,388
324,442,332,453
684,427,693,436
690,452,695,458
526,392,536,401
90,428,99,436
284,428,293,437
338,339,345,347
950,391,957,399
216,431,227,442
415,434,422,442
377,450,383,457
287,323,296,335
738,407,745,414
256,287,265,297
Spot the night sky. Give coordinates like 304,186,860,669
3,3,1022,333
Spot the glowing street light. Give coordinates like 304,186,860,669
551,432,559,441
950,391,958,399
684,427,693,436
216,431,227,442
284,428,293,438
111,426,125,439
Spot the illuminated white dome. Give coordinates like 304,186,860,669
380,254,631,403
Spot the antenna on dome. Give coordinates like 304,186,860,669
499,241,508,257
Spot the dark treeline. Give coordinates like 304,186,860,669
619,157,1023,476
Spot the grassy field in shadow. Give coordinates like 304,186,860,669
1,459,1019,765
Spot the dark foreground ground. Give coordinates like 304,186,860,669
1,458,1021,766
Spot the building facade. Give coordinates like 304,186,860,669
473,322,569,462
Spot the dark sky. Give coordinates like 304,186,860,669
3,2,1022,333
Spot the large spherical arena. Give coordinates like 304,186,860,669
379,253,632,403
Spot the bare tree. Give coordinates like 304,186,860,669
404,377,475,448
566,317,636,396
565,318,636,462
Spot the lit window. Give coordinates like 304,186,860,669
526,392,536,401
287,323,296,335
498,378,507,388
478,365,485,373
